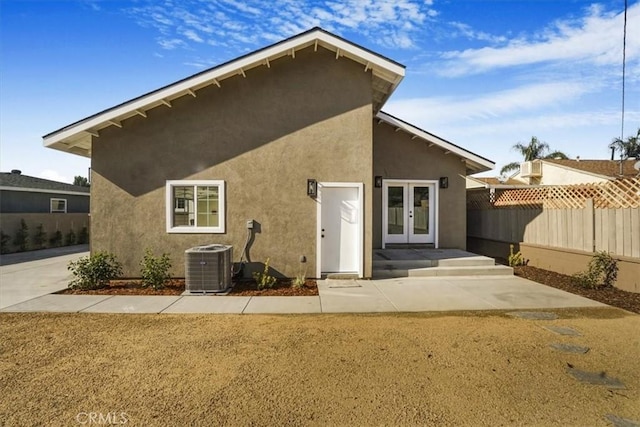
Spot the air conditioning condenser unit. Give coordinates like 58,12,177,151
185,244,233,293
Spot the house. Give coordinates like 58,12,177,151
42,28,494,278
511,158,638,186
0,170,89,252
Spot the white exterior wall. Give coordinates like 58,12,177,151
539,163,610,185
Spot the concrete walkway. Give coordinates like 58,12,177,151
1,250,606,313
0,246,89,309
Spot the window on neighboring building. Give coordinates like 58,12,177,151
165,180,225,233
50,198,67,213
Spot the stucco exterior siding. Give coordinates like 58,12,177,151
91,47,373,278
373,122,467,249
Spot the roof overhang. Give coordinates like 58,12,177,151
43,27,405,158
376,111,495,175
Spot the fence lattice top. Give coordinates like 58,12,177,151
467,178,640,209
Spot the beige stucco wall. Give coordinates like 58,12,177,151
0,213,89,252
373,123,468,249
467,237,640,293
91,46,373,278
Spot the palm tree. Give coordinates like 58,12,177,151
609,128,640,160
500,136,569,175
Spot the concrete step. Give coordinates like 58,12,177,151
435,256,496,267
407,265,514,277
373,260,435,270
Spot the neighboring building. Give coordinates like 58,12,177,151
467,158,640,189
0,170,90,252
43,27,494,278
0,170,90,214
511,158,639,185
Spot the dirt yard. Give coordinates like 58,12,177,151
1,308,639,426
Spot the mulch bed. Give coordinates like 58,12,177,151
57,279,318,296
513,265,640,314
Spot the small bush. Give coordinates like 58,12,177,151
574,251,618,289
253,258,277,290
68,252,123,290
77,227,89,244
0,230,10,254
49,230,63,247
65,229,77,246
140,249,172,290
13,219,29,252
293,261,307,289
33,224,47,249
508,244,526,267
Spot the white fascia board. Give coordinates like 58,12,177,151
376,111,495,171
0,187,90,196
44,29,405,149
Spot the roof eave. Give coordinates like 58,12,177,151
376,111,495,174
43,28,405,156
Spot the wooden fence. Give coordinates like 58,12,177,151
467,179,640,258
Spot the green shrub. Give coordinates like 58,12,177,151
13,219,29,252
68,252,123,290
573,251,618,289
140,249,172,290
77,227,89,244
293,261,307,289
508,244,526,267
33,224,47,249
253,258,277,290
0,230,10,254
65,229,77,246
49,230,63,247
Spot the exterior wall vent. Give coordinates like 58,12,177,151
520,161,542,178
185,244,233,293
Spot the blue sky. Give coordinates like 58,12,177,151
1,0,638,182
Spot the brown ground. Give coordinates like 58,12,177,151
58,279,319,296
514,266,640,314
1,309,639,426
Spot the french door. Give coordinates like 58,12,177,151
383,181,436,245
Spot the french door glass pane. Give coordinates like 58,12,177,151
387,186,404,235
413,186,429,235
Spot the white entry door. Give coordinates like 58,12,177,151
319,184,363,276
383,181,436,245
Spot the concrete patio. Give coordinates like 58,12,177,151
0,247,606,314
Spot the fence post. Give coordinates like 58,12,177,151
586,198,595,253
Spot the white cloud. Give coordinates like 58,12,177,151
38,169,71,184
386,81,593,124
125,0,438,53
183,29,203,43
439,2,640,76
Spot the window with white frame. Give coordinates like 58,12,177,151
165,180,225,233
50,198,67,213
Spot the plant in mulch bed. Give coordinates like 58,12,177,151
253,258,277,290
507,244,527,267
140,249,172,290
0,230,10,254
573,251,618,289
68,252,123,290
64,229,77,246
293,258,307,289
49,230,63,247
33,224,47,249
13,219,29,252
77,227,89,244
